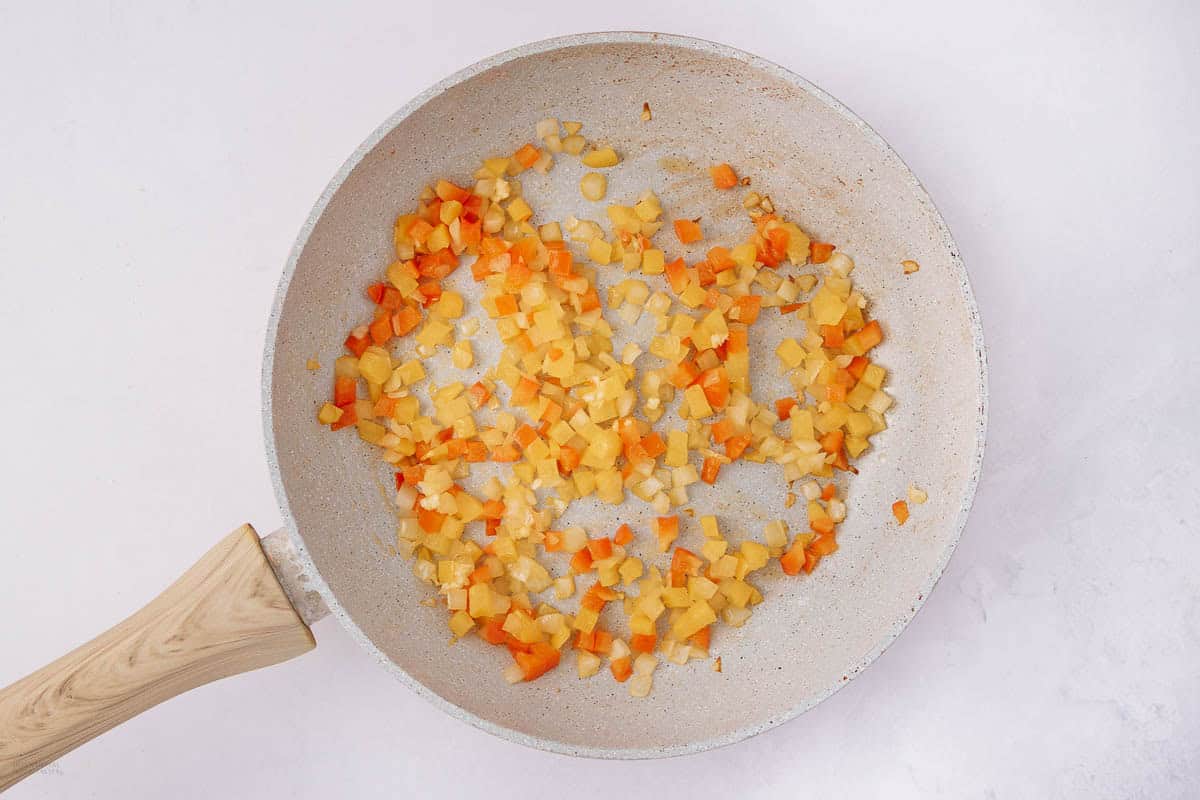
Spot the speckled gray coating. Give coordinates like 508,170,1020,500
262,32,987,759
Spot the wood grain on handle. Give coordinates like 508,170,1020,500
0,525,316,790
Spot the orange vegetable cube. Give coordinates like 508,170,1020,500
893,500,910,525
587,537,614,560
391,305,422,337
725,435,751,461
664,257,690,293
434,179,470,202
673,219,703,245
630,633,657,654
709,163,738,189
333,375,357,406
511,376,540,406
654,516,679,551
513,144,541,169
514,641,560,681
570,548,594,574
810,242,835,263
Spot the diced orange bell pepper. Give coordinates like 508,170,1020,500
514,641,560,681
664,257,690,293
811,517,836,536
513,143,541,169
725,435,751,461
434,179,469,202
570,548,594,574
491,444,520,462
587,537,614,560
543,530,564,552
614,524,634,546
732,294,761,324
417,507,446,533
548,249,573,276
654,516,679,551
334,375,357,406
480,617,508,645
669,548,703,587
780,540,805,575
557,445,581,475
700,457,721,484
709,163,738,189
892,500,910,525
514,424,539,449
710,417,736,444
810,242,835,263
810,532,839,556
372,396,396,418
511,376,540,406
492,294,518,316
630,633,657,654
465,440,489,462
391,305,422,337
699,367,730,409
367,314,392,346
819,430,845,455
610,656,633,682
821,323,845,348
344,331,369,357
468,381,491,406
673,219,703,245
330,401,358,431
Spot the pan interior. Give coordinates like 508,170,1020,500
266,34,984,757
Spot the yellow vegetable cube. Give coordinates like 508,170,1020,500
642,248,665,274
665,429,689,467
719,579,754,608
700,538,728,563
595,468,624,504
506,197,533,222
432,291,464,319
684,385,714,418
811,288,848,325
452,340,474,369
416,319,453,349
776,338,806,370
448,610,474,638
582,146,619,167
619,557,644,586
317,402,343,425
671,601,716,640
587,237,613,265
731,243,757,269
426,224,450,252
739,541,770,571
790,408,814,441
678,282,707,309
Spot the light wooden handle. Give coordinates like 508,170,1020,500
0,524,316,790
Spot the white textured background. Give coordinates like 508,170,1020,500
1,2,1197,798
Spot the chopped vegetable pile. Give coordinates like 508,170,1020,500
318,118,900,696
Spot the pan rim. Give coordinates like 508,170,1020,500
262,29,988,760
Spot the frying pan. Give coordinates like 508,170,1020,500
0,31,986,787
